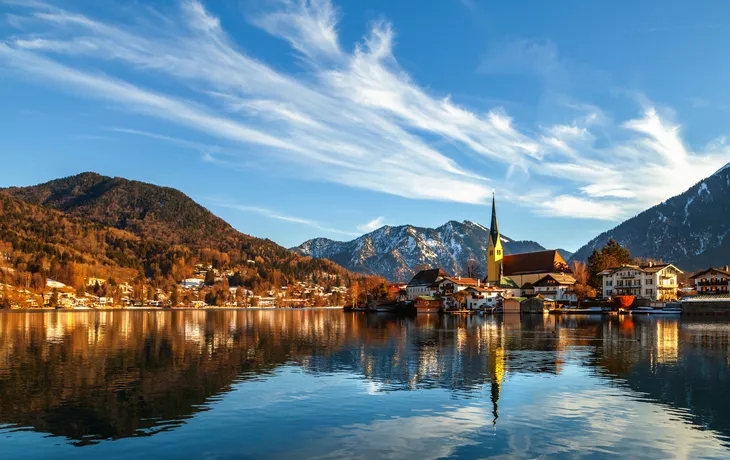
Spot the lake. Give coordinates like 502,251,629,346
1,310,730,458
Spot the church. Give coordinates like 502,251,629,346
485,195,571,289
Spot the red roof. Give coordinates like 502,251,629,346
502,250,570,276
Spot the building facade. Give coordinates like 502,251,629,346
532,273,577,302
406,268,449,300
690,267,730,294
601,263,682,301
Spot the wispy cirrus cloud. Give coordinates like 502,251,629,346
0,0,727,225
357,216,386,233
208,201,359,237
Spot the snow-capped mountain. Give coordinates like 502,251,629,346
293,220,569,282
571,162,730,271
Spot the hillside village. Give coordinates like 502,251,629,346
0,261,358,309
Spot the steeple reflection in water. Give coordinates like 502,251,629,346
1,311,730,458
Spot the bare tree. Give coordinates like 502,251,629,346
463,258,481,279
570,260,596,305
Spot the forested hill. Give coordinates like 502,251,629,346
4,172,250,251
0,173,359,295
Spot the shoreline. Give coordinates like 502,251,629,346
0,306,345,312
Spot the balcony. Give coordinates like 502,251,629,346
697,280,729,286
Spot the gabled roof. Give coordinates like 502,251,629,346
465,286,503,293
502,250,570,276
407,268,450,287
436,276,480,286
641,263,682,274
533,273,577,287
602,263,683,275
689,267,730,279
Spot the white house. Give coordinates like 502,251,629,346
430,276,481,295
601,263,682,301
181,278,205,290
464,286,504,310
532,273,578,302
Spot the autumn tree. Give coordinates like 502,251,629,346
571,260,589,285
573,283,597,307
349,281,360,307
451,290,468,310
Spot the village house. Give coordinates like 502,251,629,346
532,273,578,302
690,266,730,295
430,276,480,295
601,263,682,301
86,277,107,287
181,278,205,290
464,286,504,311
406,268,449,300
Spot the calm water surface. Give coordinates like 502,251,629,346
1,310,730,458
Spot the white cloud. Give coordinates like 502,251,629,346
209,201,359,237
357,216,386,233
0,0,728,225
536,195,623,221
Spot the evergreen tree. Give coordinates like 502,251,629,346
170,285,180,306
204,270,215,286
587,239,632,288
49,288,59,308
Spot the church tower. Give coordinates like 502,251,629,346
487,194,503,284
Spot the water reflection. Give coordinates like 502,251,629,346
0,311,729,457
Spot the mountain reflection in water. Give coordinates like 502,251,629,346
1,310,730,458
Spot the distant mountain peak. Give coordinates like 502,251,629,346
293,220,567,282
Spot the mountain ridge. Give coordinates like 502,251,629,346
293,220,573,282
1,172,361,294
570,163,730,271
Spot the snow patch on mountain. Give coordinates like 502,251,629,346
292,220,556,282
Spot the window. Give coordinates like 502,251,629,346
497,250,501,255
489,250,493,256
647,278,653,285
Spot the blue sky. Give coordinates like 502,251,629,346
1,0,729,251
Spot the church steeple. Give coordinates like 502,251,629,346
489,193,500,247
487,193,503,284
